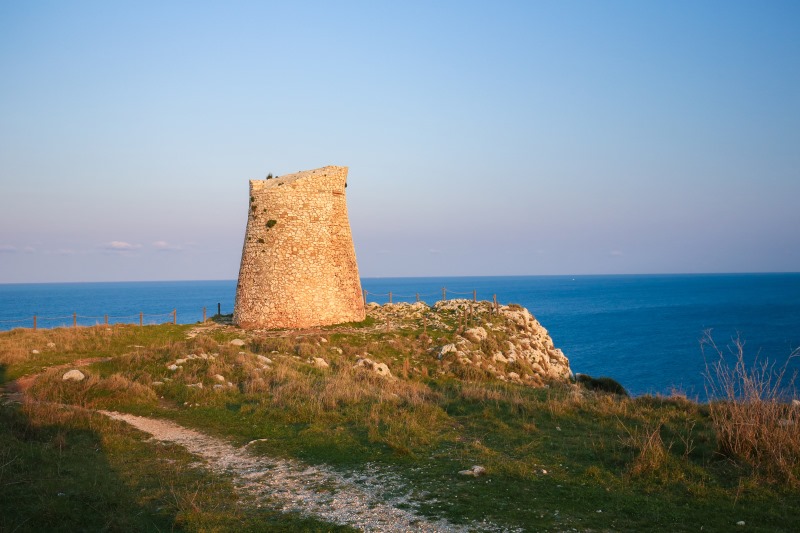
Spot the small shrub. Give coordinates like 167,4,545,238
266,220,277,229
577,374,629,396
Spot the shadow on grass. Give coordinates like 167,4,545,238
0,401,173,532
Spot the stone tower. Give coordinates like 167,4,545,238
233,166,365,329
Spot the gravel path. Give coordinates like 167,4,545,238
99,411,472,532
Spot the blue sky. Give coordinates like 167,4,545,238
1,0,798,283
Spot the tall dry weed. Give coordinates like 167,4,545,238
702,332,800,485
618,418,670,476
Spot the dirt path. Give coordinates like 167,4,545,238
99,411,476,532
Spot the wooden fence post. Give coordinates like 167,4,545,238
416,292,420,302
442,287,446,301
104,314,108,326
473,289,477,302
388,291,392,304
139,312,143,327
363,289,367,305
73,312,77,328
203,307,207,322
33,315,37,331
217,303,221,316
493,294,498,311
173,309,177,325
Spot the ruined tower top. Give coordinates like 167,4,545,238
233,165,365,329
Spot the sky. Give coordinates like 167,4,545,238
1,0,799,283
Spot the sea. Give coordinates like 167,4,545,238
1,274,798,400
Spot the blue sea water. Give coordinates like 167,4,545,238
1,274,799,399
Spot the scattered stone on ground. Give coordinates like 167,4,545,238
458,465,487,477
355,357,394,379
313,357,329,369
62,369,85,382
230,339,246,347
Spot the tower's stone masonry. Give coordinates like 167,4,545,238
233,166,365,329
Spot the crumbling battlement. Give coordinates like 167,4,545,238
233,166,365,329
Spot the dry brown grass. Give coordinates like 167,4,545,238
0,325,121,367
619,418,670,476
702,332,800,485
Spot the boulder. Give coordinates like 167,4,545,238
458,465,487,477
373,362,392,377
62,369,85,382
214,374,226,382
229,339,246,347
440,344,457,358
313,357,329,369
464,327,488,343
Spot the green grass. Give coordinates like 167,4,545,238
2,313,799,532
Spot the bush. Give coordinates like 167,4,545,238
576,374,629,396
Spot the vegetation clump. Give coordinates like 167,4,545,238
576,373,629,396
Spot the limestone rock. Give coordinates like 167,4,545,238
229,339,246,347
31,349,40,355
464,327,488,343
313,357,329,369
458,465,487,477
62,369,85,382
440,344,457,357
214,374,226,382
354,357,393,379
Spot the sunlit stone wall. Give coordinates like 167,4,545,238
233,166,365,329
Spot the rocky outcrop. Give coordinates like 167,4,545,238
366,299,571,387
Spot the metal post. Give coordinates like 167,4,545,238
217,303,221,316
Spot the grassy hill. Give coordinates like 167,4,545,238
1,301,798,532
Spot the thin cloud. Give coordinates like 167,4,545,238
0,245,17,253
104,241,143,252
153,240,182,252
